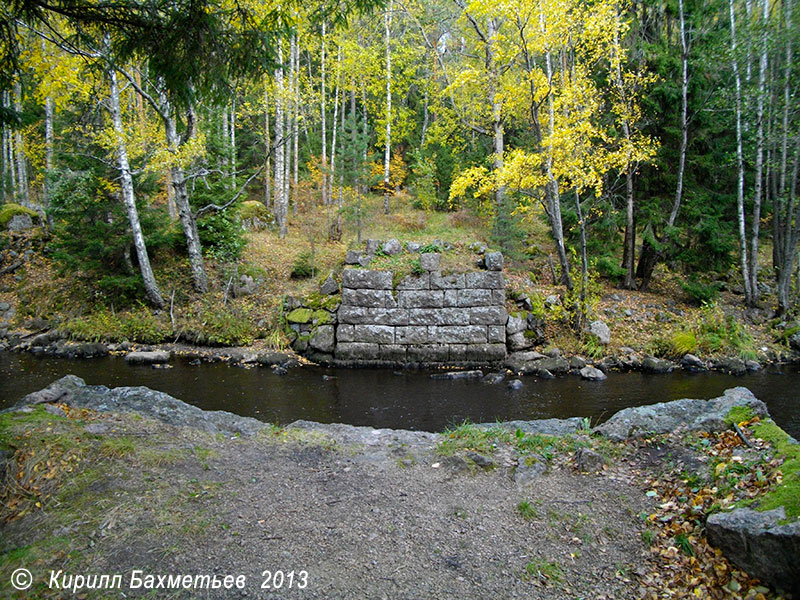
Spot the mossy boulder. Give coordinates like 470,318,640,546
312,309,332,325
239,200,270,221
0,203,40,230
286,308,314,324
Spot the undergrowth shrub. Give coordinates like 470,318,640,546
681,278,721,305
181,301,256,346
62,307,170,343
651,303,755,359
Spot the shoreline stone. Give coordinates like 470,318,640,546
592,387,768,441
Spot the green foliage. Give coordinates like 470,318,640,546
516,499,539,521
641,529,657,546
596,255,626,282
749,419,800,519
0,203,40,229
61,306,171,343
290,251,314,279
239,200,270,221
48,168,170,306
680,278,721,305
196,209,245,261
670,331,697,355
524,559,563,582
418,242,443,253
656,303,756,359
437,421,511,456
183,301,256,346
724,406,756,426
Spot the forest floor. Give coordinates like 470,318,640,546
0,191,794,364
0,400,788,599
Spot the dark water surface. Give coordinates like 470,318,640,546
1,352,798,437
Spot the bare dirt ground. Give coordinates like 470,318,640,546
0,406,656,599
1,393,788,600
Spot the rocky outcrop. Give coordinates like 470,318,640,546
124,350,171,365
10,375,265,436
479,417,585,437
706,507,800,594
592,387,768,441
580,366,607,381
587,320,611,345
641,356,674,374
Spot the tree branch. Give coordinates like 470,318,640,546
194,165,265,218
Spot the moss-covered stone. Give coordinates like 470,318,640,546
304,292,341,311
312,310,332,324
0,203,40,229
724,406,756,426
286,308,314,324
751,419,800,519
239,200,270,220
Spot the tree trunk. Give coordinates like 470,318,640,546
13,82,29,207
730,0,754,305
328,48,342,241
108,68,164,308
44,95,54,207
4,91,15,201
748,0,770,304
542,16,572,290
264,81,271,209
320,22,328,205
154,84,209,294
1,91,7,201
230,98,236,190
292,36,300,212
383,0,393,215
575,190,588,330
612,18,636,290
274,44,287,238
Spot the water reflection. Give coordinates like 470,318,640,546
1,352,797,437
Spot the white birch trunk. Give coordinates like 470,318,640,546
13,82,29,207
2,91,10,201
5,91,15,200
292,36,300,209
383,0,393,214
230,98,236,190
275,44,287,238
541,10,572,290
264,80,271,209
749,0,770,303
109,69,164,308
321,22,328,205
730,0,754,304
779,0,792,200
329,46,341,212
669,0,689,230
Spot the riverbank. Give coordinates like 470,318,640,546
1,378,797,598
2,197,799,372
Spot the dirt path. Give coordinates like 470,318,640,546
1,406,653,599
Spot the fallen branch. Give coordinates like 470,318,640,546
0,261,23,276
733,422,755,448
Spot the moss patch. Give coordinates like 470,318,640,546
751,419,800,519
724,406,756,427
286,308,314,324
312,309,332,324
0,203,40,229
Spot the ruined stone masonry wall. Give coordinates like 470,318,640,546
334,267,507,366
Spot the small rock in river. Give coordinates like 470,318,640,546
507,379,524,390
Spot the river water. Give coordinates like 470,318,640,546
1,352,798,437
